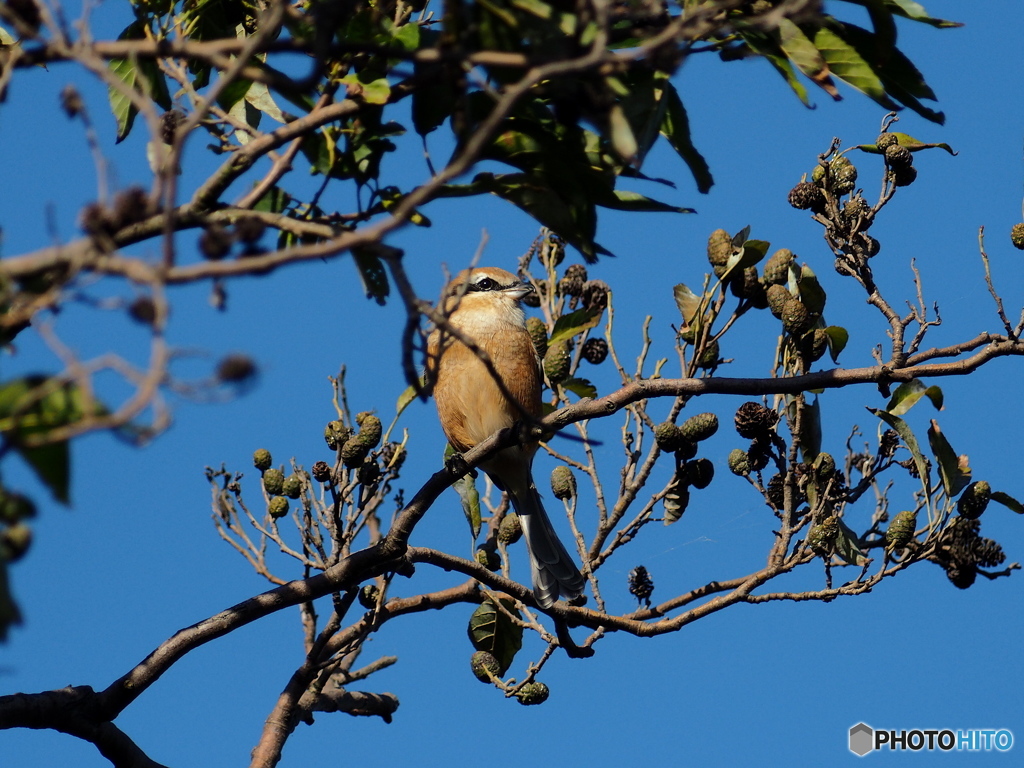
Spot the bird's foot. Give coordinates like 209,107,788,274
444,451,477,480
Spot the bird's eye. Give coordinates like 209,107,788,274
475,277,498,291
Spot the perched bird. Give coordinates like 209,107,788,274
427,267,586,608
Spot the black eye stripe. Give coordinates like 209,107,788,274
467,276,508,292
447,274,521,297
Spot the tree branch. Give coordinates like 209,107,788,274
0,686,170,768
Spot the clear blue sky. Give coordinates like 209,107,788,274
2,2,1022,766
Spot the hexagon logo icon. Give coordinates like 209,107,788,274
849,723,874,756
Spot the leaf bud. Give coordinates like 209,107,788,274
550,466,576,500
885,510,917,551
475,547,500,571
957,481,991,520
282,474,302,499
684,458,715,489
728,448,751,476
253,449,273,472
1010,223,1024,250
268,496,289,519
680,412,719,443
515,682,550,706
470,651,502,683
358,584,380,609
498,512,523,545
262,468,285,496
354,412,382,450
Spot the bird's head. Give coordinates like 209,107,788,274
442,267,534,311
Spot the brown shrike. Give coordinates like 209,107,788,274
427,267,586,608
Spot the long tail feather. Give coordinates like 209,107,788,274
512,486,586,608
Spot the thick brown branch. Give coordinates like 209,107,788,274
0,686,169,768
542,341,1024,433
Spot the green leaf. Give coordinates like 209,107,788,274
412,31,457,136
477,0,519,30
549,307,603,346
795,395,821,460
598,189,694,215
777,18,839,99
857,133,956,155
245,80,287,123
377,186,431,226
662,478,689,525
834,518,868,565
431,182,485,200
795,264,827,315
412,67,457,136
217,77,253,111
837,0,962,28
813,25,897,108
886,0,960,26
454,472,481,540
659,82,714,193
388,19,421,53
0,376,97,504
107,22,172,143
673,283,702,325
884,0,960,26
607,103,638,164
252,185,291,214
889,132,955,154
738,28,813,107
108,57,140,143
439,173,609,262
731,225,751,247
145,58,172,109
617,70,665,165
991,491,1024,515
742,239,771,261
182,0,249,41
863,0,898,54
720,239,769,283
885,379,943,416
823,326,848,363
467,104,621,260
352,246,390,305
508,0,557,20
0,561,20,642
445,444,481,539
778,18,827,78
228,95,261,145
467,596,523,675
396,385,418,417
927,420,970,498
0,25,16,46
339,74,391,105
829,22,944,123
20,442,70,506
246,60,317,114
563,378,597,399
868,408,930,490
842,24,930,102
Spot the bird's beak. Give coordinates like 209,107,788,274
502,281,535,301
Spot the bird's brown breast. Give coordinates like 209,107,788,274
429,324,542,452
